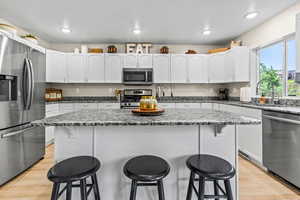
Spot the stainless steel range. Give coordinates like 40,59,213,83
120,89,152,109
0,33,46,185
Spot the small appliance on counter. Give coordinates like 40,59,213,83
120,89,152,109
123,68,153,85
218,88,229,100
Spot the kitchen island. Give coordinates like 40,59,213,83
33,109,260,200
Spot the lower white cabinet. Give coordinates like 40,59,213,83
159,103,176,109
99,103,120,109
45,104,60,146
74,103,99,111
200,103,214,109
175,103,201,109
59,103,74,114
218,104,263,164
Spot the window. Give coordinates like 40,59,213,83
257,36,298,97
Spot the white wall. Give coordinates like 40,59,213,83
237,2,300,49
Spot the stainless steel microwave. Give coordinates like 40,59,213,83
123,68,153,85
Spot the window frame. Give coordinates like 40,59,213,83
256,34,296,97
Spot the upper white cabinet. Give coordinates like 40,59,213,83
208,53,225,83
171,54,188,83
153,54,171,83
66,54,86,83
105,54,123,83
232,47,250,82
123,54,153,68
138,54,152,68
187,55,208,83
123,54,137,68
86,54,105,83
46,47,250,84
46,50,67,83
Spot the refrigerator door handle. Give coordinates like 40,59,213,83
28,59,34,110
23,58,32,110
0,125,35,139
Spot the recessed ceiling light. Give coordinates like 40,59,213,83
245,11,259,19
133,29,141,35
61,27,71,34
203,30,211,36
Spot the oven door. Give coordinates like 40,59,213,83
123,68,152,85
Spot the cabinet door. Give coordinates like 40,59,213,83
46,50,67,83
153,54,171,83
187,55,208,83
232,47,250,82
66,54,86,83
208,53,225,83
105,54,123,83
87,54,105,83
124,54,137,68
138,54,153,68
171,55,188,83
223,51,235,83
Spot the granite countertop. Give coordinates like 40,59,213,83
32,108,261,126
45,96,300,115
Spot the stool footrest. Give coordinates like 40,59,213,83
137,182,158,186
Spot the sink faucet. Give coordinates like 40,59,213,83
256,79,276,104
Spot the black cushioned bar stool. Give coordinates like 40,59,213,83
123,155,170,200
186,154,235,200
48,156,101,200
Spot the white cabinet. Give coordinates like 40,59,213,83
159,103,176,109
105,54,123,83
208,53,225,83
45,103,60,146
138,54,152,68
223,51,235,83
74,103,99,111
59,103,74,114
123,54,137,67
153,54,171,83
46,50,67,83
232,47,250,82
187,55,209,83
175,103,201,109
217,103,263,164
171,54,188,83
200,103,214,109
86,54,105,83
66,54,86,83
99,103,120,109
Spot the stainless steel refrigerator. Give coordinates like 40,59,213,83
0,33,45,185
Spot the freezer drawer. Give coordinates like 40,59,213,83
0,125,45,185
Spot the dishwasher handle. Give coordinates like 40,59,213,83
263,115,300,125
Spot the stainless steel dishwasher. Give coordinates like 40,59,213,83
263,110,300,188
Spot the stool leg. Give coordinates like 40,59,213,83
66,182,72,200
129,180,137,200
224,180,233,200
186,171,195,200
80,179,88,200
198,177,205,200
51,183,60,200
213,180,219,200
157,180,165,200
92,174,101,200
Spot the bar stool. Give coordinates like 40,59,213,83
48,156,101,200
186,154,235,200
123,155,170,200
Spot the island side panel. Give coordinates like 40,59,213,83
94,125,199,200
199,125,237,200
54,126,94,162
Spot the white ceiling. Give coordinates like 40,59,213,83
0,0,297,44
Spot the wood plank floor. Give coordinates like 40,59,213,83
0,144,299,200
